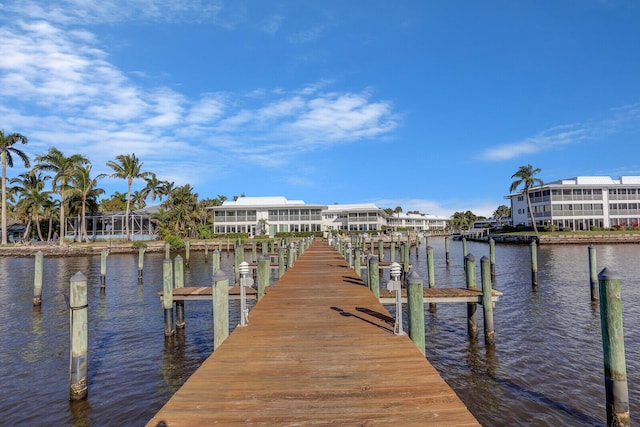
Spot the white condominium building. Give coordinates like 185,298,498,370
508,176,640,231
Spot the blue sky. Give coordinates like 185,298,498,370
1,1,639,217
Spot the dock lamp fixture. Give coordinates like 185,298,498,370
239,261,251,326
388,262,405,336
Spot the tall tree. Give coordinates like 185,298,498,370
106,153,151,240
11,171,51,242
69,165,105,242
141,173,169,205
510,164,544,237
0,130,30,245
34,148,89,246
492,205,511,225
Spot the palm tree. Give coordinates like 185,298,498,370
0,130,30,245
510,164,544,237
106,153,151,240
492,205,511,226
141,173,169,205
34,148,89,246
69,165,106,242
11,171,51,242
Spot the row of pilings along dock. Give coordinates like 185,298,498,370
148,240,480,426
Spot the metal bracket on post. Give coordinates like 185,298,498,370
387,262,405,336
238,261,252,326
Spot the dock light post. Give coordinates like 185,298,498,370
388,262,405,336
239,261,251,326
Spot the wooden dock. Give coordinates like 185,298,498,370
148,240,480,426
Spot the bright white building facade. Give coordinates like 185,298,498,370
508,176,640,230
211,197,450,235
387,212,449,231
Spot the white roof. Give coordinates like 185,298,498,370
620,176,640,185
222,196,306,207
325,203,381,211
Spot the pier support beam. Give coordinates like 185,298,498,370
69,272,88,401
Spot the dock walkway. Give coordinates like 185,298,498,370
148,240,480,426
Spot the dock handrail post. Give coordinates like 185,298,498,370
489,238,496,280
427,246,436,313
212,249,220,276
406,270,426,356
347,244,353,269
481,256,495,345
530,241,538,291
354,248,361,277
257,255,269,301
174,255,185,329
100,249,108,291
239,261,250,326
388,262,405,336
465,254,478,340
589,245,598,302
162,259,174,337
390,241,396,263
138,247,145,280
33,251,43,306
288,242,295,268
69,272,88,401
598,268,630,427
368,255,380,300
212,269,229,350
378,238,384,262
234,243,244,281
278,247,286,277
445,236,450,266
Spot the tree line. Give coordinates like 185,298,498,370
0,129,242,246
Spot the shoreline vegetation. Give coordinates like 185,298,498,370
1,230,640,258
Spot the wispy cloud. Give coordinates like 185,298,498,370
0,12,398,186
479,124,591,161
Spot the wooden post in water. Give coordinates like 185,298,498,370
462,237,467,261
445,236,450,266
185,240,190,266
137,247,145,280
530,241,538,290
465,254,478,340
427,246,436,313
378,238,384,262
262,240,268,256
481,256,495,345
69,272,88,401
257,255,269,302
213,269,229,350
598,268,630,427
174,255,185,329
162,259,174,337
211,249,220,276
100,249,108,291
164,241,170,259
33,251,43,306
406,270,426,356
589,245,598,302
204,241,208,262
251,241,257,263
489,238,496,281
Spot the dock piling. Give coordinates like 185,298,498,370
257,255,269,301
100,249,108,291
530,241,538,290
33,251,43,306
589,245,598,302
213,269,229,350
174,256,185,329
69,272,88,401
465,254,478,340
598,268,630,427
162,259,174,337
406,270,426,356
481,256,495,345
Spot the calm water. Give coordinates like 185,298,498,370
0,241,638,426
